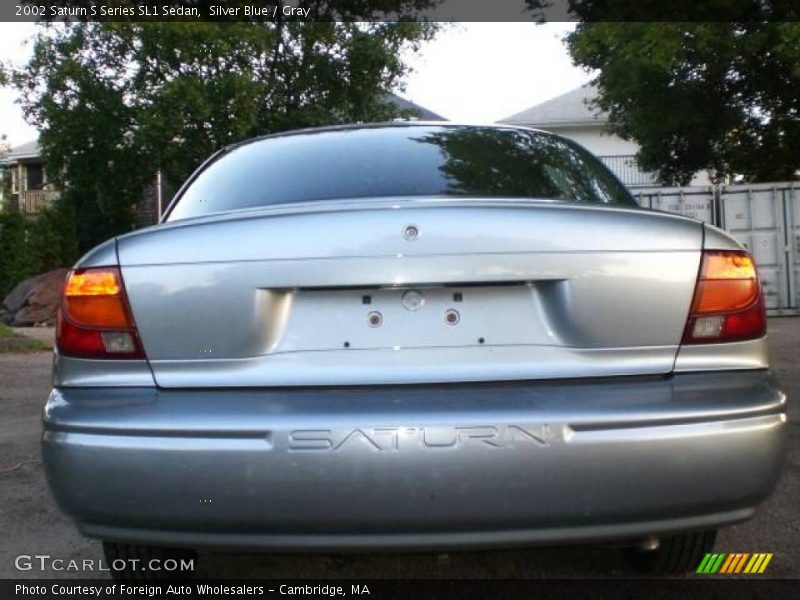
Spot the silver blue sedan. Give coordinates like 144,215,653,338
43,123,786,579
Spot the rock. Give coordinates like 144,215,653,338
2,268,68,327
2,272,43,315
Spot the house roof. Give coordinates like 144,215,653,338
385,93,445,121
498,84,606,128
0,139,41,164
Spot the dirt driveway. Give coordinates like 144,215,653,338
1,320,797,579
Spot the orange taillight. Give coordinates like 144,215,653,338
57,267,145,359
64,269,121,296
690,252,760,314
64,296,130,328
63,269,131,328
683,250,766,344
701,252,755,279
691,279,760,314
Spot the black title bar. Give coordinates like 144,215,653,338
4,1,800,23
4,579,800,600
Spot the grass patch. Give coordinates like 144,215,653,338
0,323,52,353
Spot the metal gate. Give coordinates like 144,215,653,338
631,183,798,315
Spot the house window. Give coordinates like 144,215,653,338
26,163,44,190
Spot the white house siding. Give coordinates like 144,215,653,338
500,85,712,188
540,125,710,187
544,125,639,156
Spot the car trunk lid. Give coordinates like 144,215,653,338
117,198,703,387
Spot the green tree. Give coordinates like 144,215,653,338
0,63,7,149
565,19,800,184
13,16,437,252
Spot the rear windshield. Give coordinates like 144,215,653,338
167,125,634,221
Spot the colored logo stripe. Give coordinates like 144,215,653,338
696,553,713,573
733,553,751,573
744,553,773,574
719,553,736,573
698,552,773,574
719,553,749,573
697,553,726,573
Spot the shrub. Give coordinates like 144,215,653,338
0,210,30,298
0,200,79,299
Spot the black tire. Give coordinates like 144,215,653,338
102,541,198,581
624,530,717,575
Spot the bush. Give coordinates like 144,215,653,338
27,200,79,274
0,201,79,299
0,211,30,298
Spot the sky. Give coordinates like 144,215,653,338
0,22,591,147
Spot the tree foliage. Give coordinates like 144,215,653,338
565,18,800,184
0,63,7,146
12,17,437,251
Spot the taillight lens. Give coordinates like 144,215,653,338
682,251,766,344
57,267,146,359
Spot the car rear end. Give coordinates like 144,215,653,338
42,125,786,572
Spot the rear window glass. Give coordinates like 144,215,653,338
167,125,634,221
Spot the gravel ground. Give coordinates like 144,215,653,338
1,320,797,579
9,327,55,348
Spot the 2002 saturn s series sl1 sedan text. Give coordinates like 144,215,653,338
42,123,787,579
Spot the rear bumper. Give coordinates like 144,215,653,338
42,371,787,550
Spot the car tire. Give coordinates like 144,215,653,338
623,530,717,575
102,542,198,581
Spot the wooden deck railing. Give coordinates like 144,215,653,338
20,190,60,214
